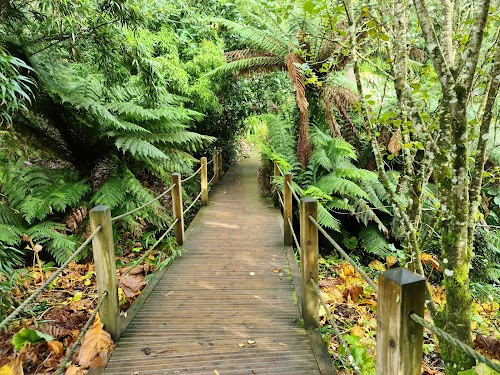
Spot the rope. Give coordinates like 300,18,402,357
123,218,179,275
183,190,203,216
410,313,500,373
0,226,102,331
181,166,202,183
278,192,284,208
287,181,301,204
277,165,284,177
308,215,378,292
207,157,214,166
208,174,216,185
287,217,301,253
310,278,362,375
111,185,175,222
53,291,108,375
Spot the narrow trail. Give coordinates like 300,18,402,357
103,158,322,374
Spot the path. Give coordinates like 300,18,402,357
103,158,323,374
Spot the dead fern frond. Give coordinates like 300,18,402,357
225,49,276,62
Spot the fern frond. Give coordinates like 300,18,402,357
91,177,126,209
0,224,23,246
315,174,369,200
0,203,23,226
106,101,160,121
359,225,393,258
212,18,289,56
207,56,284,77
326,198,355,213
353,199,389,236
317,204,341,231
26,221,75,265
115,137,168,160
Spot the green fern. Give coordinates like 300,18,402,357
359,225,393,258
0,224,23,246
26,221,77,265
91,176,127,210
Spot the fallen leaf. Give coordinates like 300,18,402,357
214,371,220,375
249,272,255,276
0,351,24,375
247,340,255,345
65,366,85,375
118,275,146,298
239,343,245,347
278,343,288,346
273,269,281,273
77,315,114,369
386,256,398,268
344,285,364,302
368,260,386,271
47,340,64,356
254,295,261,299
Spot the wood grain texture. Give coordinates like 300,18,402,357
103,159,322,374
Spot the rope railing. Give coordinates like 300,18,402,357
277,164,284,177
287,180,301,204
111,184,175,222
277,192,284,208
53,291,109,375
308,214,378,292
207,157,215,166
208,174,216,185
410,313,500,373
310,278,362,375
183,190,203,216
123,218,179,276
287,217,301,253
0,225,102,331
181,165,203,183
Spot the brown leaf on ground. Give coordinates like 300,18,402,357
65,365,87,375
47,340,63,356
77,315,114,369
122,265,144,276
0,351,24,375
474,334,500,360
344,285,364,302
118,275,146,298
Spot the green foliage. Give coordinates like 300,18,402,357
341,334,376,375
359,225,392,258
12,328,54,350
0,45,33,125
1,162,89,224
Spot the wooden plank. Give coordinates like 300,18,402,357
103,159,323,374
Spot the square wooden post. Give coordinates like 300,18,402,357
283,173,293,246
171,173,185,245
376,268,425,375
213,151,219,186
89,205,120,341
300,197,319,329
218,151,222,178
273,161,280,206
201,157,208,205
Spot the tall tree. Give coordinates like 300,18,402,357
346,0,500,372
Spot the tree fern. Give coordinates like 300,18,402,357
0,224,23,246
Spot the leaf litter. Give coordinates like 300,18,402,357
0,243,163,374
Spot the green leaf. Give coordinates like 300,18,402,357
12,328,54,350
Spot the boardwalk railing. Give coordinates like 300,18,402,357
272,160,500,375
0,150,223,374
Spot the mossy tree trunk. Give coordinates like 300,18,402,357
347,0,500,372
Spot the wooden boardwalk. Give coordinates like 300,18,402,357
103,159,323,374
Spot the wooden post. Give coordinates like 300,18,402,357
171,173,185,245
218,150,222,178
283,173,293,246
89,205,120,341
213,151,219,186
300,197,319,329
376,268,425,375
201,157,208,205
